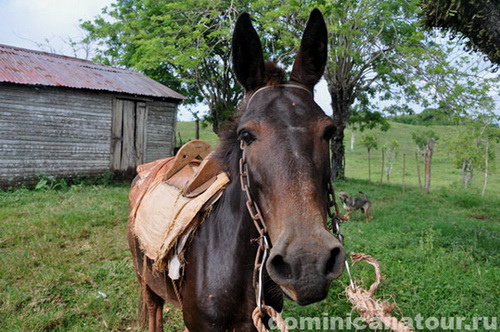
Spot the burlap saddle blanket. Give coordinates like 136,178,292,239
129,140,230,279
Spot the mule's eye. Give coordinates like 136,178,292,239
239,129,256,146
323,126,335,141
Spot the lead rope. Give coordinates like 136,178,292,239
239,141,289,332
328,180,414,332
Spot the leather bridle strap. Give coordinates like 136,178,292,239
245,84,312,110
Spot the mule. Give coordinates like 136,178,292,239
128,9,346,331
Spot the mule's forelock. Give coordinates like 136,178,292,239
264,62,286,88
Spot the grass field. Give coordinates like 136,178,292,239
1,121,499,331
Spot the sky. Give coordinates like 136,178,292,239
0,0,114,53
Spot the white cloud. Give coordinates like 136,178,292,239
0,0,113,53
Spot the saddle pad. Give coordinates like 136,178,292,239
134,172,230,269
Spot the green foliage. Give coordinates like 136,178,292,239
441,115,497,189
391,107,461,126
420,0,500,66
443,127,495,171
31,173,118,192
34,175,69,191
360,133,379,151
412,130,439,151
383,139,400,162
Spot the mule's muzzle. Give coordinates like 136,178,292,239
266,232,346,305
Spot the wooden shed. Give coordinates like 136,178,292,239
0,44,185,187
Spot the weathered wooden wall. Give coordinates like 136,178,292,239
0,83,178,187
146,101,177,162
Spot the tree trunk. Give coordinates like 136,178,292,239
415,151,422,189
424,138,435,193
195,118,200,140
402,153,406,193
380,149,385,183
329,89,350,182
461,159,474,188
482,140,489,197
387,163,392,183
368,148,372,183
330,120,347,181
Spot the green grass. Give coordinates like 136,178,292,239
1,121,499,331
280,180,500,330
343,122,500,198
175,121,219,148
1,181,498,331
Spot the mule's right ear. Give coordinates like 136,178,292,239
232,13,266,92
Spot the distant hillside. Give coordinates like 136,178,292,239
176,120,500,197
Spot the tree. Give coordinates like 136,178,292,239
81,0,249,133
315,0,426,180
442,115,498,191
383,140,399,183
360,134,378,183
297,0,498,181
420,0,500,66
412,130,439,193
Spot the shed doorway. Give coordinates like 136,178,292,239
111,99,147,172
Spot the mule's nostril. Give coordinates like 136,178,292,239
270,254,292,280
325,247,341,275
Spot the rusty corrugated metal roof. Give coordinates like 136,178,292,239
0,44,185,100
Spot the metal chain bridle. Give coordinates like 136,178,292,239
239,140,270,312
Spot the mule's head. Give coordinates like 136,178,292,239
232,9,345,305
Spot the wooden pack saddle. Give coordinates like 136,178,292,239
129,140,230,276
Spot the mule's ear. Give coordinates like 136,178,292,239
290,9,328,89
232,13,266,92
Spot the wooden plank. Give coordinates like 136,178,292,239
135,102,147,165
120,100,136,171
144,100,178,162
111,99,124,171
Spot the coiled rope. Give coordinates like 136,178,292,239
345,253,414,332
252,305,289,332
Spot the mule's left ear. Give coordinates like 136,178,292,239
290,9,328,90
232,12,266,92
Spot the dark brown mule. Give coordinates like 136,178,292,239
128,9,346,331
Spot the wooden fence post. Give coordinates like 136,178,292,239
380,149,385,184
402,153,406,193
